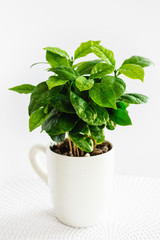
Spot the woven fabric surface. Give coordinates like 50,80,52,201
0,175,160,240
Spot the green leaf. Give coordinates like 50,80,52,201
30,62,48,68
46,76,69,90
70,91,109,125
89,83,117,109
70,120,91,135
101,76,126,99
118,93,148,104
109,108,132,126
90,62,115,78
90,45,115,66
76,60,102,75
60,84,70,95
51,94,75,113
89,125,105,144
48,66,79,80
116,102,129,110
29,82,62,115
75,76,94,91
45,51,70,68
69,132,94,152
118,64,144,82
74,40,101,60
49,133,65,142
72,61,86,69
122,56,154,68
9,84,35,94
72,81,89,101
44,47,69,59
42,110,77,135
106,119,116,130
29,107,51,132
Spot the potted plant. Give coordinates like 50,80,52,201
9,40,153,227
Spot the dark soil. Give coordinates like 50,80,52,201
50,138,112,157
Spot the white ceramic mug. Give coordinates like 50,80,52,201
29,142,115,227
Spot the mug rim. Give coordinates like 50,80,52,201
47,140,114,159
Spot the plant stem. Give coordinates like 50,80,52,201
117,71,121,76
76,147,79,157
93,139,96,154
81,150,84,156
68,133,73,155
57,142,60,148
114,69,117,78
73,143,76,156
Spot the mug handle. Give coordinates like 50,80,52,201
29,145,48,184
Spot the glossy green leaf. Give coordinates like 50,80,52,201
106,119,116,130
70,120,91,135
75,76,94,91
89,83,117,109
109,108,132,126
51,94,75,113
69,132,94,152
48,66,79,80
118,64,144,81
76,60,102,75
30,62,48,68
72,81,89,100
70,91,109,125
45,51,70,68
74,40,101,60
90,62,114,79
9,84,35,94
72,61,86,69
116,102,129,110
28,82,62,115
46,76,69,90
101,76,126,99
90,45,115,66
89,125,105,144
29,107,51,132
122,56,154,68
42,110,77,135
49,133,65,142
118,93,148,104
44,47,69,58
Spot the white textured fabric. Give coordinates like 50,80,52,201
0,175,160,240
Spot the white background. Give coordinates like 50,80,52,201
0,0,160,183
